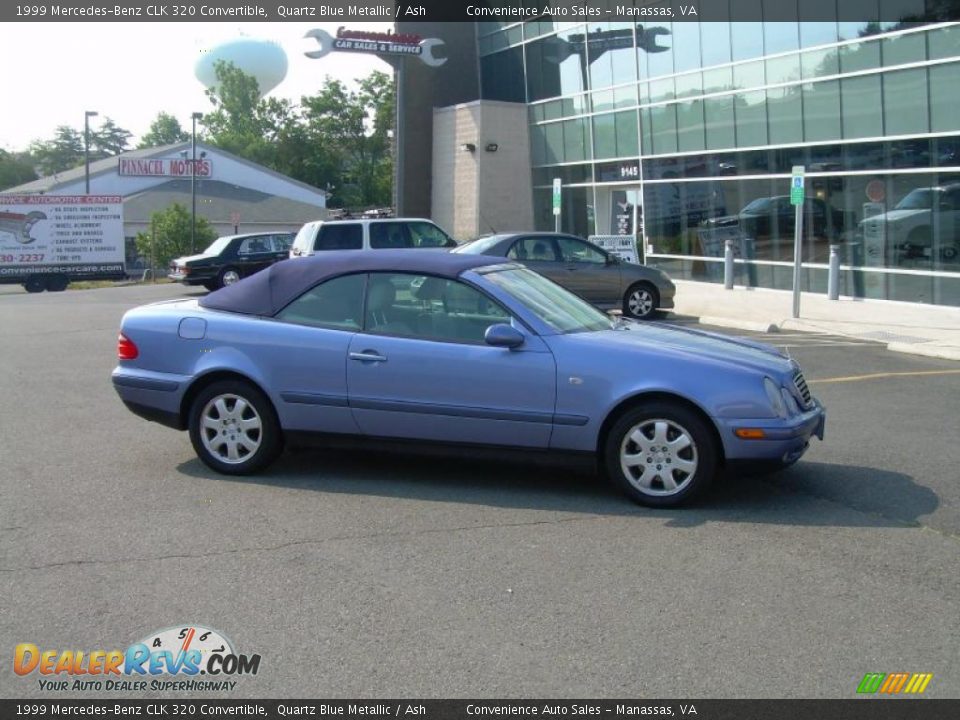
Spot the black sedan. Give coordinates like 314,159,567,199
453,232,675,319
168,232,294,290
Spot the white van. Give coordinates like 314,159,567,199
289,218,457,258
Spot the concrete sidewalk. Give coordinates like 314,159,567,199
669,280,960,361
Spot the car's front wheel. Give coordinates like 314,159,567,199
623,282,659,319
217,267,241,289
603,401,718,507
188,380,282,475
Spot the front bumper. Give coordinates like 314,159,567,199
716,401,825,466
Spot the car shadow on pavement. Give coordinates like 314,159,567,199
176,449,938,530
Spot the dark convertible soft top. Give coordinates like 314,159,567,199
198,250,501,316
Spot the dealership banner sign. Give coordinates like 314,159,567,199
118,157,212,177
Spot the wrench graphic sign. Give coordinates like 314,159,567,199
305,28,447,67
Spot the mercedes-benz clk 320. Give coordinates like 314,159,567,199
112,251,824,507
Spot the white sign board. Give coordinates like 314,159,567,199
0,195,125,278
590,235,638,264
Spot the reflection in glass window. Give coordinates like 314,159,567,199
525,28,588,102
616,110,640,157
481,47,526,103
545,123,564,164
882,32,926,66
277,273,365,330
733,60,766,91
672,22,701,73
677,100,706,152
803,80,841,141
839,39,881,73
766,53,802,85
701,22,732,68
837,0,880,41
650,104,679,154
764,21,799,55
801,46,840,79
928,25,960,60
884,69,929,136
593,113,617,158
705,95,737,150
703,66,733,93
930,64,960,133
731,23,764,61
735,90,768,147
841,75,883,138
767,86,803,144
799,0,838,48
563,118,590,162
643,22,674,79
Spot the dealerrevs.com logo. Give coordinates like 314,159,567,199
14,625,261,692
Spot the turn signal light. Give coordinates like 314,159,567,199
117,333,139,360
735,428,766,439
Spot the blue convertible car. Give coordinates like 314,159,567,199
113,251,824,507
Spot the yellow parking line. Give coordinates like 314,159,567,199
809,369,960,384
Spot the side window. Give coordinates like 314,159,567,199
238,236,270,255
508,237,558,261
370,223,411,249
406,221,455,248
316,224,362,251
365,272,511,343
555,237,605,264
275,273,365,330
271,234,293,252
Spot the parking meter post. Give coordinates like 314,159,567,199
792,203,803,318
724,239,734,290
828,244,840,300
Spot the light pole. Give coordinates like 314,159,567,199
84,110,98,194
191,112,202,254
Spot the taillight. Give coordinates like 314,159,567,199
117,333,138,360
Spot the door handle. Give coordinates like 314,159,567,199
350,351,387,363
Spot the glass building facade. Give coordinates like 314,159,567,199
477,2,960,306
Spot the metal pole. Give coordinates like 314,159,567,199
792,203,804,318
395,58,405,217
191,113,198,254
724,239,734,290
84,110,97,194
828,244,840,300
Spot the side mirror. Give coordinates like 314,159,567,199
606,254,619,265
484,323,525,349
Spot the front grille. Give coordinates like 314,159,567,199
793,371,813,409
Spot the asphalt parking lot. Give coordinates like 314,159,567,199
1,282,958,699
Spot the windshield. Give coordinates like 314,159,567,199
741,198,775,214
202,237,233,256
483,267,613,334
895,189,935,210
452,236,503,255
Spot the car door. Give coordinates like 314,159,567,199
552,236,621,305
346,272,557,448
236,236,276,277
506,236,565,285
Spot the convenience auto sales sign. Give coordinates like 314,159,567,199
118,157,212,178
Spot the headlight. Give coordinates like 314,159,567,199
781,387,800,416
764,377,786,418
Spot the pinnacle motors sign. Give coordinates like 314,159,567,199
304,27,447,67
118,157,213,178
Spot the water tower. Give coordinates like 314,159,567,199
195,37,288,97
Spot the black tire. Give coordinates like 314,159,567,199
188,380,283,475
623,282,659,319
23,276,45,293
602,401,718,507
46,274,69,292
217,267,241,289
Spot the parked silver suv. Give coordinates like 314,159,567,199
289,218,456,258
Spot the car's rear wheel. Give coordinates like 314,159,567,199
23,276,46,293
218,267,241,288
603,401,718,507
623,282,658,319
188,380,282,475
46,274,69,292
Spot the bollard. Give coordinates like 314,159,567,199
724,239,734,290
827,244,840,300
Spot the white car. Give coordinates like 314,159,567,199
289,218,456,258
860,184,960,262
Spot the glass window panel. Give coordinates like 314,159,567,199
930,64,960,132
643,22,675,79
841,75,883,138
675,72,703,99
545,123,564,164
277,274,365,330
525,29,588,102
735,91,768,147
837,1,880,41
883,68,929,135
928,26,960,60
703,66,733,94
764,22,800,55
733,60,766,90
593,113,617,159
614,84,638,109
650,105,679,154
673,22,702,73
803,80,841,141
677,100,706,152
701,22,732,67
639,107,653,154
799,0,839,48
882,32,926,66
879,0,926,30
839,40,881,73
705,95,737,150
543,100,563,121
529,105,544,123
767,87,803,144
505,25,523,46
731,23,764,61
592,90,615,113
616,110,640,157
638,81,650,106
530,124,546,165
564,119,588,162
801,46,840,78
648,77,675,103
481,48,526,103
766,53,802,85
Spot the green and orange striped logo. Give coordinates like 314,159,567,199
857,672,933,694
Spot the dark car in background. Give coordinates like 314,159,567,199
169,232,294,290
453,232,675,319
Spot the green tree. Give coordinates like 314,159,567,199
135,202,217,268
91,117,133,158
0,149,38,190
138,112,189,148
28,126,84,176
